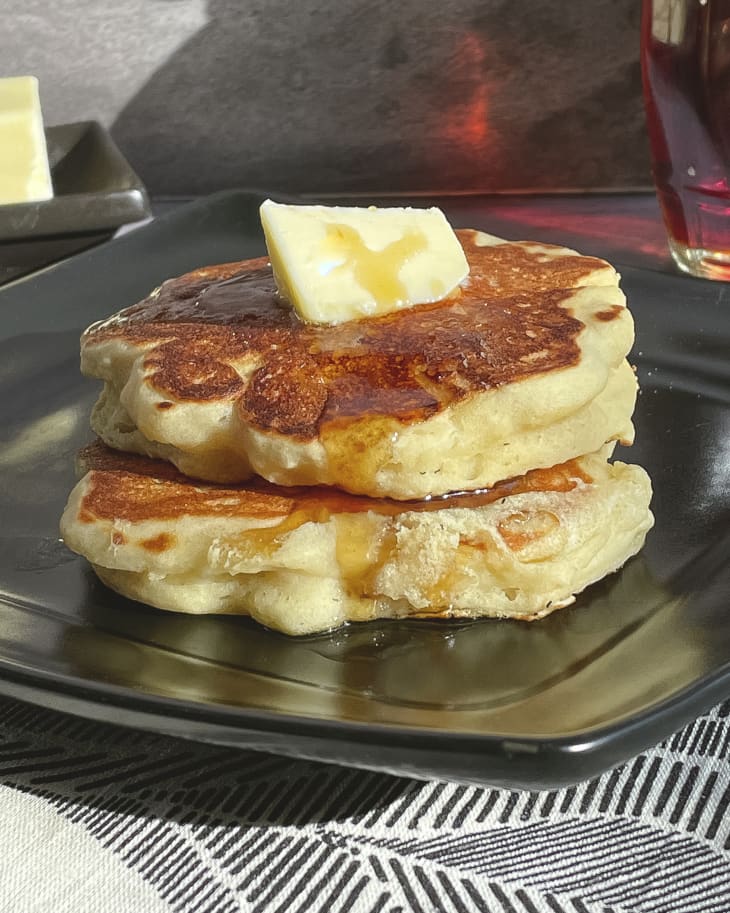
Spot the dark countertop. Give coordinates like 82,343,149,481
1,192,674,288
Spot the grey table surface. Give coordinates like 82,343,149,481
1,194,729,913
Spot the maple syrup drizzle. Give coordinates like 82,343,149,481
80,443,591,526
322,223,431,312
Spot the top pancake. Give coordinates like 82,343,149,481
82,230,637,499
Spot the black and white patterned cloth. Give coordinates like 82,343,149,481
2,697,729,912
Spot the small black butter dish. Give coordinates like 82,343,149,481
0,121,151,284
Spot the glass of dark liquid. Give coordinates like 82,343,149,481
641,0,730,280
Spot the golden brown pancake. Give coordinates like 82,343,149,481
60,441,654,636
81,231,637,499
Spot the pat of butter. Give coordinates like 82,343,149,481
260,200,469,324
0,76,53,206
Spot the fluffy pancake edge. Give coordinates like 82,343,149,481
60,446,654,636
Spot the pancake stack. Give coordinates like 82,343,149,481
61,228,653,634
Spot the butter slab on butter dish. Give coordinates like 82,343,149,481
0,120,150,242
0,76,53,206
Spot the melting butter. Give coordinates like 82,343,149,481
260,200,468,324
322,222,431,313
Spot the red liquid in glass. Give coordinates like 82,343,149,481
641,0,730,257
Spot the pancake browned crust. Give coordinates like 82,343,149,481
60,442,654,636
81,231,637,499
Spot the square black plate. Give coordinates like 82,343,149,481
0,190,728,789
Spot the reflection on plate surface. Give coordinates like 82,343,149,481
0,191,728,788
58,558,697,733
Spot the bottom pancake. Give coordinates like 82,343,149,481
60,443,653,636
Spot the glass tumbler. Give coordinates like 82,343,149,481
641,0,730,280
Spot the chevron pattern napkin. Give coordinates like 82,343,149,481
1,697,729,912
